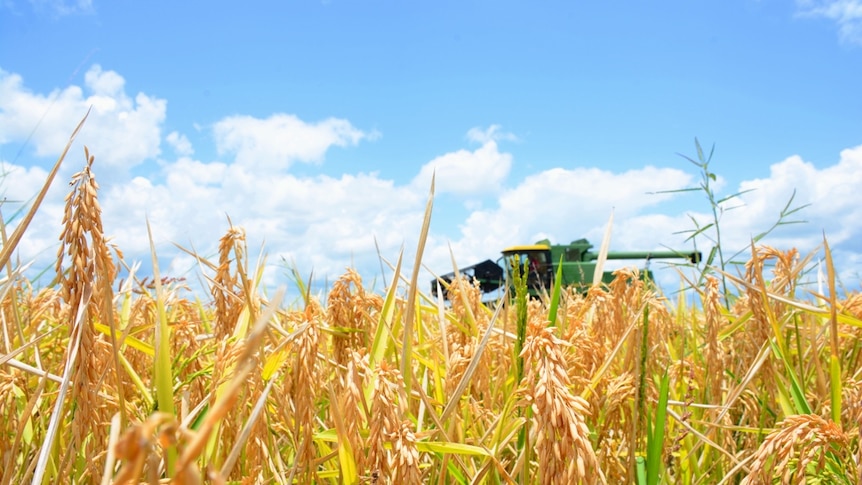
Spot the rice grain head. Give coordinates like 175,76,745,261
702,276,727,406
741,414,849,484
55,147,118,479
390,419,422,484
327,269,382,365
521,316,599,484
212,226,246,342
335,350,371,474
367,360,408,483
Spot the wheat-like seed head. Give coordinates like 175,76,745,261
521,316,599,484
170,298,209,406
367,360,411,483
450,276,488,321
297,318,322,482
741,414,849,484
591,372,635,483
53,147,118,479
212,226,245,342
702,276,727,406
327,269,382,365
331,350,371,474
390,419,422,484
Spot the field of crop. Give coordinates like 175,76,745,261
1,121,861,484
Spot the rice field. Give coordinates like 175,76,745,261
1,121,861,484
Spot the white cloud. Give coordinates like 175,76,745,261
85,160,425,285
166,131,194,156
213,114,369,169
412,140,513,195
797,0,862,45
719,145,862,250
424,165,695,275
0,65,166,170
466,124,518,144
2,66,861,298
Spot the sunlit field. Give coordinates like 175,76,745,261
2,118,860,484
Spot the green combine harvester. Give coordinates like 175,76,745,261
431,238,701,299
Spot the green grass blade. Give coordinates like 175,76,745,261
646,371,670,485
147,218,176,476
824,234,842,427
547,255,563,326
369,250,402,370
768,339,812,415
92,322,154,356
416,442,490,456
829,354,842,425
636,456,647,485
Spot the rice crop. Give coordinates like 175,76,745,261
1,124,860,484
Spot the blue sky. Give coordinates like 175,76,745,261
2,0,862,297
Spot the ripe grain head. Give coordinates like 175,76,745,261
741,414,849,484
521,315,599,484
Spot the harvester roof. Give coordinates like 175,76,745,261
501,244,551,254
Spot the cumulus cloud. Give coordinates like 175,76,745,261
426,165,695,271
721,145,862,250
412,140,513,195
0,65,166,170
466,124,519,144
213,114,370,169
797,0,862,45
85,159,423,282
2,66,860,297
166,131,193,156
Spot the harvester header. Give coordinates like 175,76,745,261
431,238,701,299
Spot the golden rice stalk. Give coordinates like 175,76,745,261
285,303,322,483
842,379,862,434
211,226,245,342
169,298,209,407
520,317,600,484
54,147,117,479
445,275,488,344
760,246,802,298
445,339,473,399
334,350,370,474
741,414,849,484
0,367,27,463
592,372,636,483
702,276,727,405
367,360,409,482
741,246,774,348
327,269,382,365
171,289,281,484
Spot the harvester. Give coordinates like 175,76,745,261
431,238,701,299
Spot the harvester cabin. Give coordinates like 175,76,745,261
499,243,553,292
